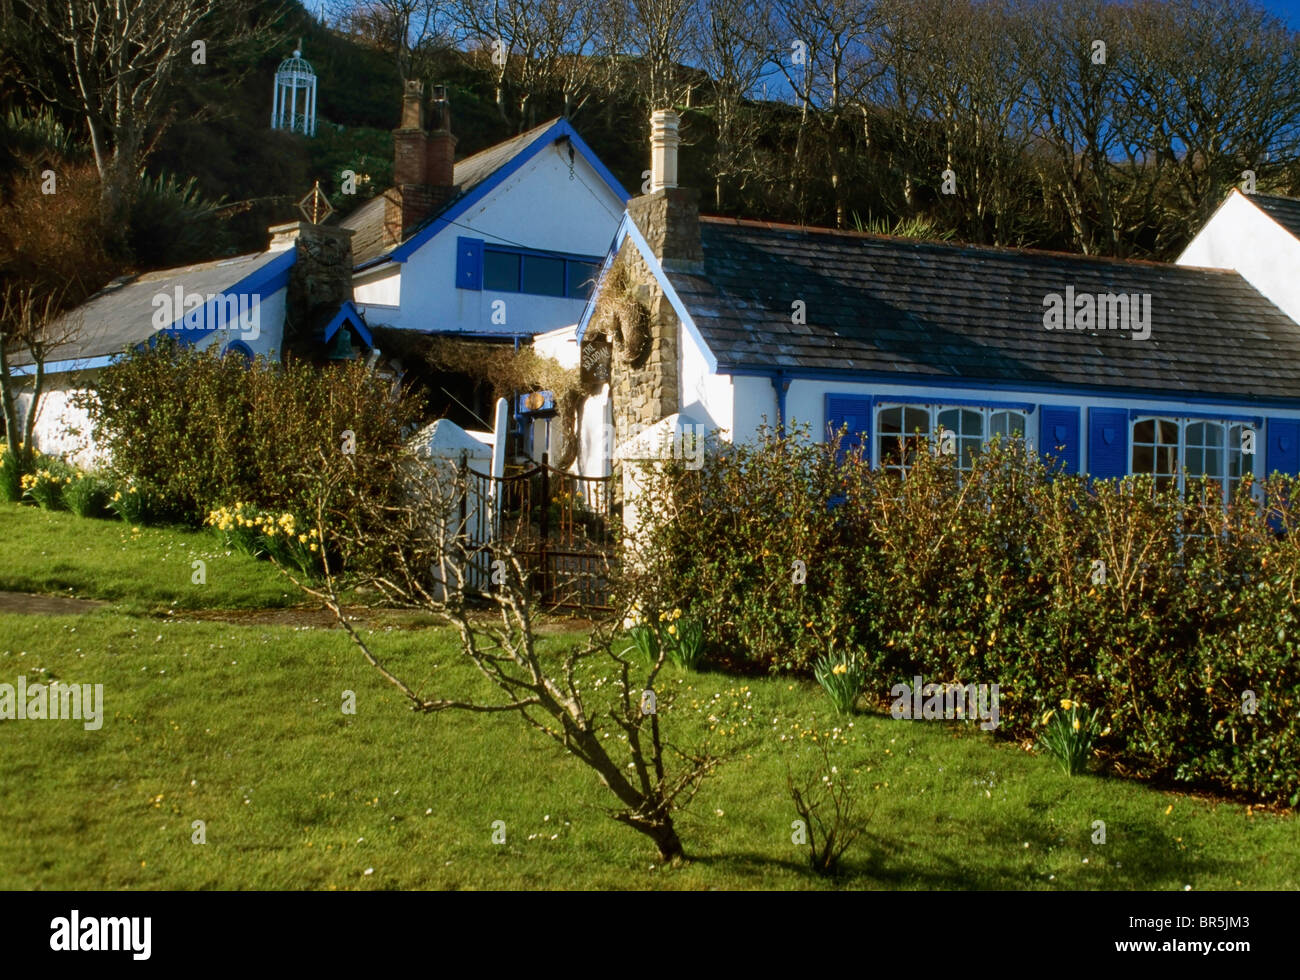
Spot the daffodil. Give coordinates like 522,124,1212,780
1060,698,1075,710
1041,709,1055,726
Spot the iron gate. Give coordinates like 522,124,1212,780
460,454,618,610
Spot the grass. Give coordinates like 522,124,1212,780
0,607,1295,889
0,503,300,614
0,499,1294,889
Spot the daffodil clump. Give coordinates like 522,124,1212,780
205,501,323,576
1037,697,1106,776
107,477,147,524
625,606,706,670
813,647,866,716
20,466,74,510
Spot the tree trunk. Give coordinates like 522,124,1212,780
648,819,685,864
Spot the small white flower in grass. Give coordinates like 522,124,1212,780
363,868,374,876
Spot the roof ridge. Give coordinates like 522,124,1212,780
698,214,1239,274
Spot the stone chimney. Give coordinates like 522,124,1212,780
267,220,356,360
385,81,458,245
627,109,702,274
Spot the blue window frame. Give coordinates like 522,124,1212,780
471,244,602,300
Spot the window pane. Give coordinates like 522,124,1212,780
938,407,982,470
484,250,520,291
990,410,1026,440
522,255,566,297
567,261,599,299
877,406,929,474
1134,419,1154,444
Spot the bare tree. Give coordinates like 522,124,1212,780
288,454,730,863
0,285,81,469
694,0,768,210
768,0,883,226
329,0,452,81
0,0,265,247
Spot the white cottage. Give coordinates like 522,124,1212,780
340,83,629,341
6,219,358,466
575,111,1300,499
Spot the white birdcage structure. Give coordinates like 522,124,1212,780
271,49,317,136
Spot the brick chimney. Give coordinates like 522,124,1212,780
385,81,458,245
426,85,457,202
627,109,702,274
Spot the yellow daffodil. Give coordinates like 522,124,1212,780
1072,718,1081,731
1041,709,1055,726
1060,698,1075,710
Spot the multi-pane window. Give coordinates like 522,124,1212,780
482,247,602,299
1131,417,1253,505
877,406,931,475
876,404,1031,475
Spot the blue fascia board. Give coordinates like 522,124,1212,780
575,217,629,342
322,300,375,348
718,364,1300,413
160,249,295,345
573,215,719,375
8,354,115,377
389,118,630,265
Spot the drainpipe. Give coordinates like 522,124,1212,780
773,370,791,436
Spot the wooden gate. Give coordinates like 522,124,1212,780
460,455,618,611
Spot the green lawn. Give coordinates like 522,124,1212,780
0,501,1295,889
0,503,300,614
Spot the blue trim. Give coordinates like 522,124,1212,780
1039,405,1081,474
322,301,374,348
1128,407,1264,426
825,393,871,459
8,354,114,377
1088,407,1128,480
575,218,628,342
160,249,295,345
389,118,630,264
719,364,1300,412
456,237,483,290
871,393,1035,413
1267,418,1300,476
221,340,255,364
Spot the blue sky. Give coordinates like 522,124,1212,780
1260,0,1300,26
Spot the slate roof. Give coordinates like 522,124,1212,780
8,251,278,367
341,119,562,267
1246,193,1300,242
665,217,1300,402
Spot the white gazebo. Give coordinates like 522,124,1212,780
271,49,317,137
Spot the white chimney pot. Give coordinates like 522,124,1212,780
649,109,680,193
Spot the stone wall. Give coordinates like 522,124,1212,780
601,240,680,451
271,221,355,359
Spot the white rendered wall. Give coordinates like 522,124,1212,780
367,143,624,337
1178,190,1300,327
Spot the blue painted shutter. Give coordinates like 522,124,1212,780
1088,407,1128,480
1266,419,1300,476
1039,405,1081,474
456,237,483,290
825,394,871,461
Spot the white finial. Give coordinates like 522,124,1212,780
293,49,301,58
